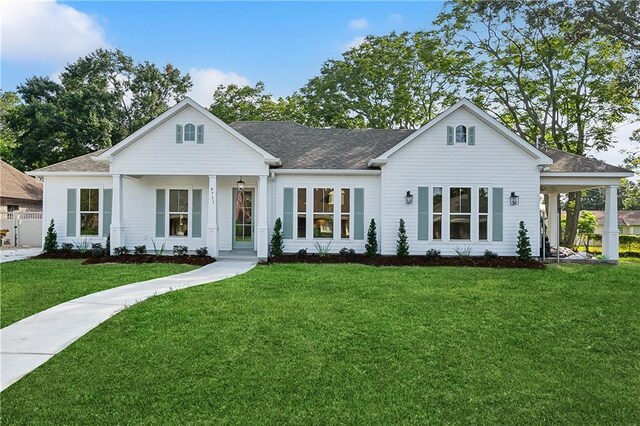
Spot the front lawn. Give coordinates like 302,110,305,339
2,263,639,424
0,259,196,327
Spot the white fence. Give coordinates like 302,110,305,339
0,212,42,248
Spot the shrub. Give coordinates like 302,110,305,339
105,234,110,256
43,219,58,253
270,217,284,257
173,245,188,256
151,239,166,255
195,247,209,257
454,245,472,258
339,247,356,257
134,245,147,255
114,246,129,256
297,248,308,257
90,243,105,257
60,242,74,252
73,238,91,253
365,219,378,257
483,249,498,259
314,240,332,257
396,219,409,258
516,221,532,260
425,249,441,259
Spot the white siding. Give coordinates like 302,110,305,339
381,108,541,256
271,174,380,254
110,106,270,177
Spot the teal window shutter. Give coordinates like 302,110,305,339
468,126,476,145
156,189,166,237
192,189,202,238
283,188,293,239
492,187,503,241
196,125,204,144
67,188,77,237
354,188,364,240
176,124,183,144
103,189,112,237
418,187,429,240
447,126,454,145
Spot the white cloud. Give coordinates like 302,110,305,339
187,68,250,106
388,13,402,24
348,18,369,30
1,0,109,66
345,36,367,51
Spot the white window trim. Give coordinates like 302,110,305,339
339,187,353,240
78,187,102,238
431,185,444,241
166,187,193,239
455,125,467,143
429,185,494,243
184,123,196,142
295,188,307,240
311,187,335,240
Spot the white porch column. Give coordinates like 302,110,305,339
257,175,268,260
110,174,124,255
602,185,619,261
206,175,219,257
547,193,560,248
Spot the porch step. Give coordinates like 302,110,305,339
216,250,258,261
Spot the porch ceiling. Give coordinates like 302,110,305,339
540,173,630,194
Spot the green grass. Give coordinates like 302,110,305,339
0,259,196,327
2,263,639,424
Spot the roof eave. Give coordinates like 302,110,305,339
540,171,634,178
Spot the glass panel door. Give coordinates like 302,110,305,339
233,188,254,249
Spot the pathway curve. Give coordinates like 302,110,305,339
0,259,256,391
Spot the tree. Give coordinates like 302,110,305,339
396,219,409,258
0,91,21,164
300,31,463,129
577,211,598,252
620,179,640,210
43,219,58,253
436,0,638,245
270,217,284,257
516,221,532,260
365,218,378,257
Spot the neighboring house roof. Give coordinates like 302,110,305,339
0,160,43,201
230,121,416,169
544,149,631,174
588,210,640,227
31,149,110,174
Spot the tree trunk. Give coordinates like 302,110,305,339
563,191,582,247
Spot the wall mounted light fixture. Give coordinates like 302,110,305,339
510,191,520,206
405,191,414,205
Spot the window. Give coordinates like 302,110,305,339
455,125,467,143
313,188,334,238
297,188,306,239
341,188,350,238
7,204,19,212
80,188,99,236
479,188,489,240
184,123,196,142
450,187,471,239
169,189,189,236
433,187,442,239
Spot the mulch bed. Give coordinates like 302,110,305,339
35,251,215,266
270,254,545,269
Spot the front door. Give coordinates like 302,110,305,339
233,188,254,249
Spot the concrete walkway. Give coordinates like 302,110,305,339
0,259,256,391
0,247,42,263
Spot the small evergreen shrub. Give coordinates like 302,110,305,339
43,219,58,253
195,247,209,257
270,217,284,257
516,221,532,260
105,234,110,256
297,248,308,257
114,246,129,256
365,219,378,257
134,245,147,255
396,219,409,258
339,247,356,257
483,249,498,259
60,242,74,252
173,245,188,256
425,249,441,259
91,243,105,257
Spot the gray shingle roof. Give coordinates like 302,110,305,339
544,148,631,174
230,121,416,169
33,149,109,173
0,160,43,201
588,210,640,226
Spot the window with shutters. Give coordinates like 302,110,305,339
341,188,350,238
184,123,196,142
313,188,334,238
297,188,306,239
433,187,443,240
80,188,100,236
169,189,189,236
450,187,471,239
455,125,467,143
479,187,489,240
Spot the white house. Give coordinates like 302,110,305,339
29,98,634,261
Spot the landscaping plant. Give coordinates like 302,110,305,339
365,218,378,257
425,248,441,259
151,239,166,256
314,240,332,257
396,219,409,258
73,238,91,254
339,247,356,257
483,249,498,259
114,246,130,256
195,247,209,257
454,245,473,258
516,221,532,260
173,245,188,256
43,219,58,253
60,243,74,252
270,217,284,257
105,234,110,256
134,245,147,255
91,243,105,257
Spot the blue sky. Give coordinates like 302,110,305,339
0,0,635,167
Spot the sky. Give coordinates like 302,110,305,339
0,0,636,168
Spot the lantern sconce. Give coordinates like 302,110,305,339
237,177,245,191
405,190,414,205
510,191,520,206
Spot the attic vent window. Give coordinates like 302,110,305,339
455,125,467,143
184,123,196,142
176,124,204,144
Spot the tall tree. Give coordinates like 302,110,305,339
437,0,638,245
0,91,21,163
